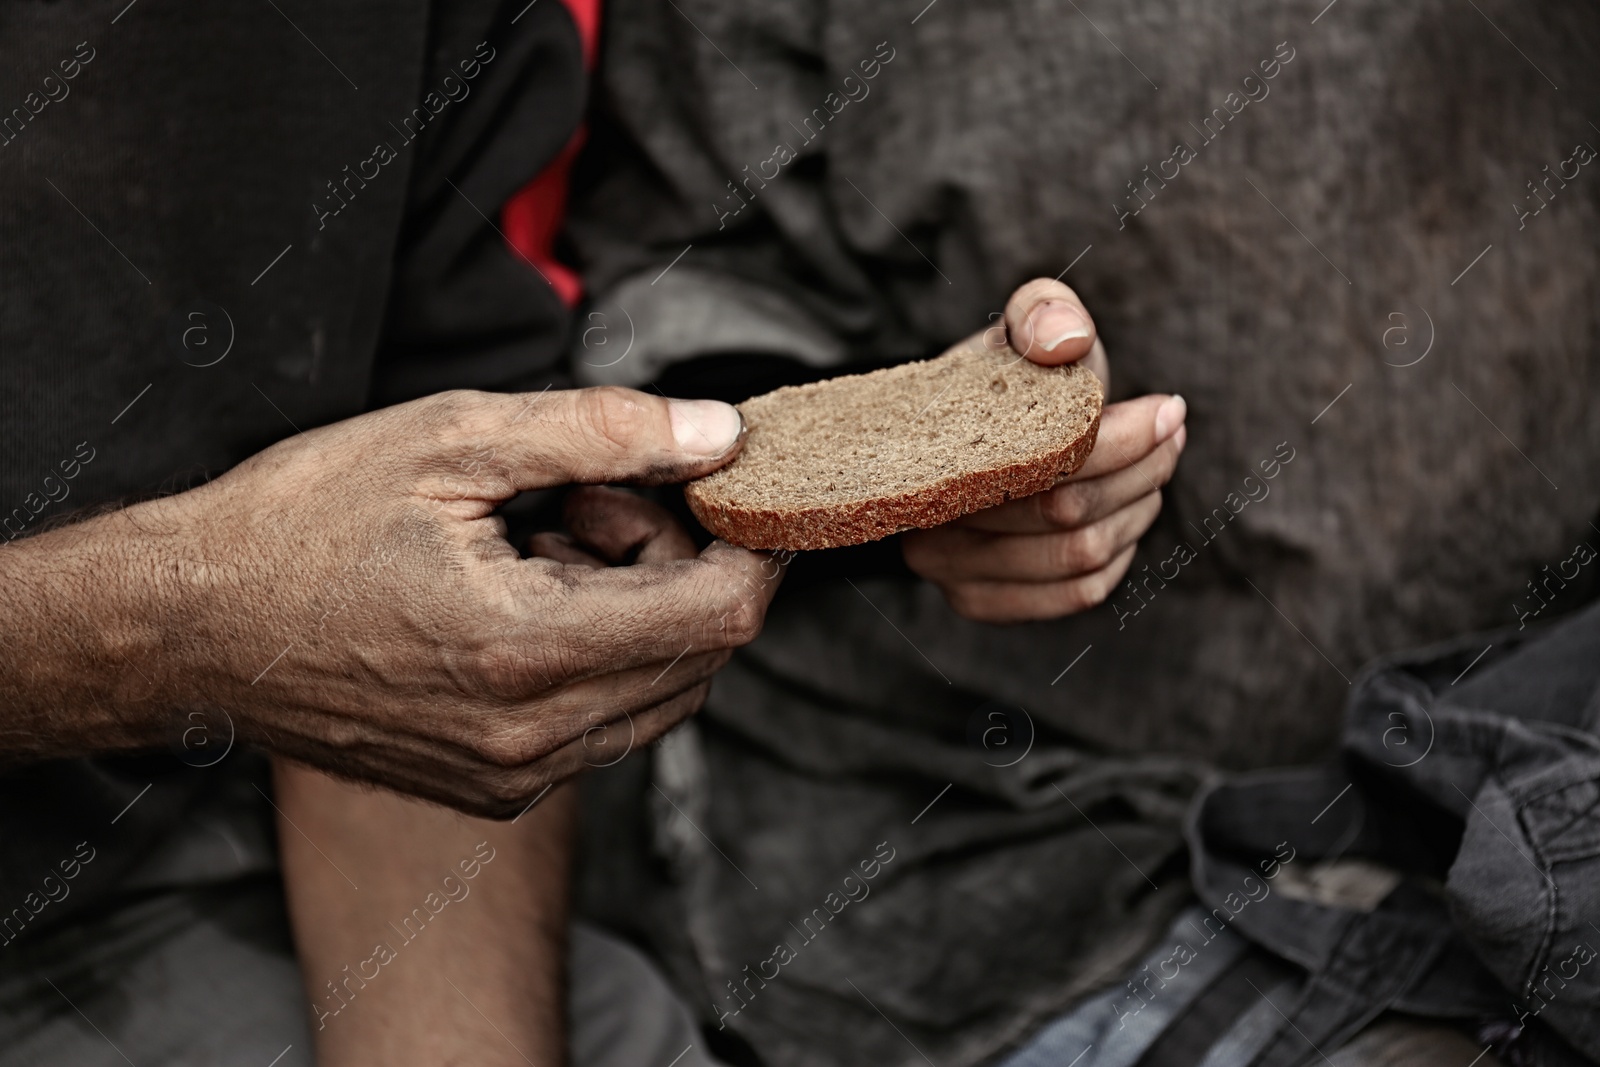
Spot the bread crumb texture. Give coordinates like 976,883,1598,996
685,344,1103,549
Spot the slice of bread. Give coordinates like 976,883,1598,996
684,343,1103,550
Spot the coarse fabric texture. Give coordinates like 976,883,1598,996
565,2,1600,1065
0,0,580,943
685,347,1103,549
1004,603,1600,1067
1183,601,1600,1067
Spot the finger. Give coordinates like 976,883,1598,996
268,676,712,819
545,681,711,775
908,492,1160,582
423,387,749,499
497,540,783,684
940,543,1137,624
469,650,731,766
600,683,710,752
341,647,727,777
1070,392,1186,481
527,532,607,568
1003,278,1098,366
479,684,712,818
563,486,698,564
293,693,637,819
1083,337,1111,389
956,431,1183,534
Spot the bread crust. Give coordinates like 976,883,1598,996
685,410,1102,551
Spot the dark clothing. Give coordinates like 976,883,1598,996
1186,601,1600,1066
0,0,581,945
565,2,1600,1064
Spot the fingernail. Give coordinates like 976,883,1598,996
1173,424,1187,451
1031,301,1092,352
669,399,744,456
1155,395,1186,441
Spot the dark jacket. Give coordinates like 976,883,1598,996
0,0,583,944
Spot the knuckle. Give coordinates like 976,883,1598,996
1059,579,1105,614
1079,525,1116,569
483,768,543,809
573,386,652,454
473,727,543,769
944,584,991,622
719,596,766,646
1088,556,1131,608
471,642,554,700
1083,574,1115,608
425,388,475,420
1040,486,1086,528
425,389,494,440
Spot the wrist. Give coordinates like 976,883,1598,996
0,500,198,759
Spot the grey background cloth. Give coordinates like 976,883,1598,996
566,1,1600,1065
0,899,723,1067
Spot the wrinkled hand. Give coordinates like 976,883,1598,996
119,388,779,815
903,279,1186,623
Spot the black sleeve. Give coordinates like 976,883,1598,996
369,0,589,407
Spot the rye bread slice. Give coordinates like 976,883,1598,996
684,344,1103,550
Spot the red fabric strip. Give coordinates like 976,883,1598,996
500,0,602,309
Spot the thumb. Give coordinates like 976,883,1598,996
563,486,699,564
452,387,747,493
1002,277,1098,366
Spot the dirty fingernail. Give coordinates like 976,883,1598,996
669,399,744,456
1031,301,1092,352
1155,395,1187,441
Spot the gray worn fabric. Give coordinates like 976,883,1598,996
566,2,1600,1065
0,870,721,1067
0,755,725,1067
1186,600,1600,1065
